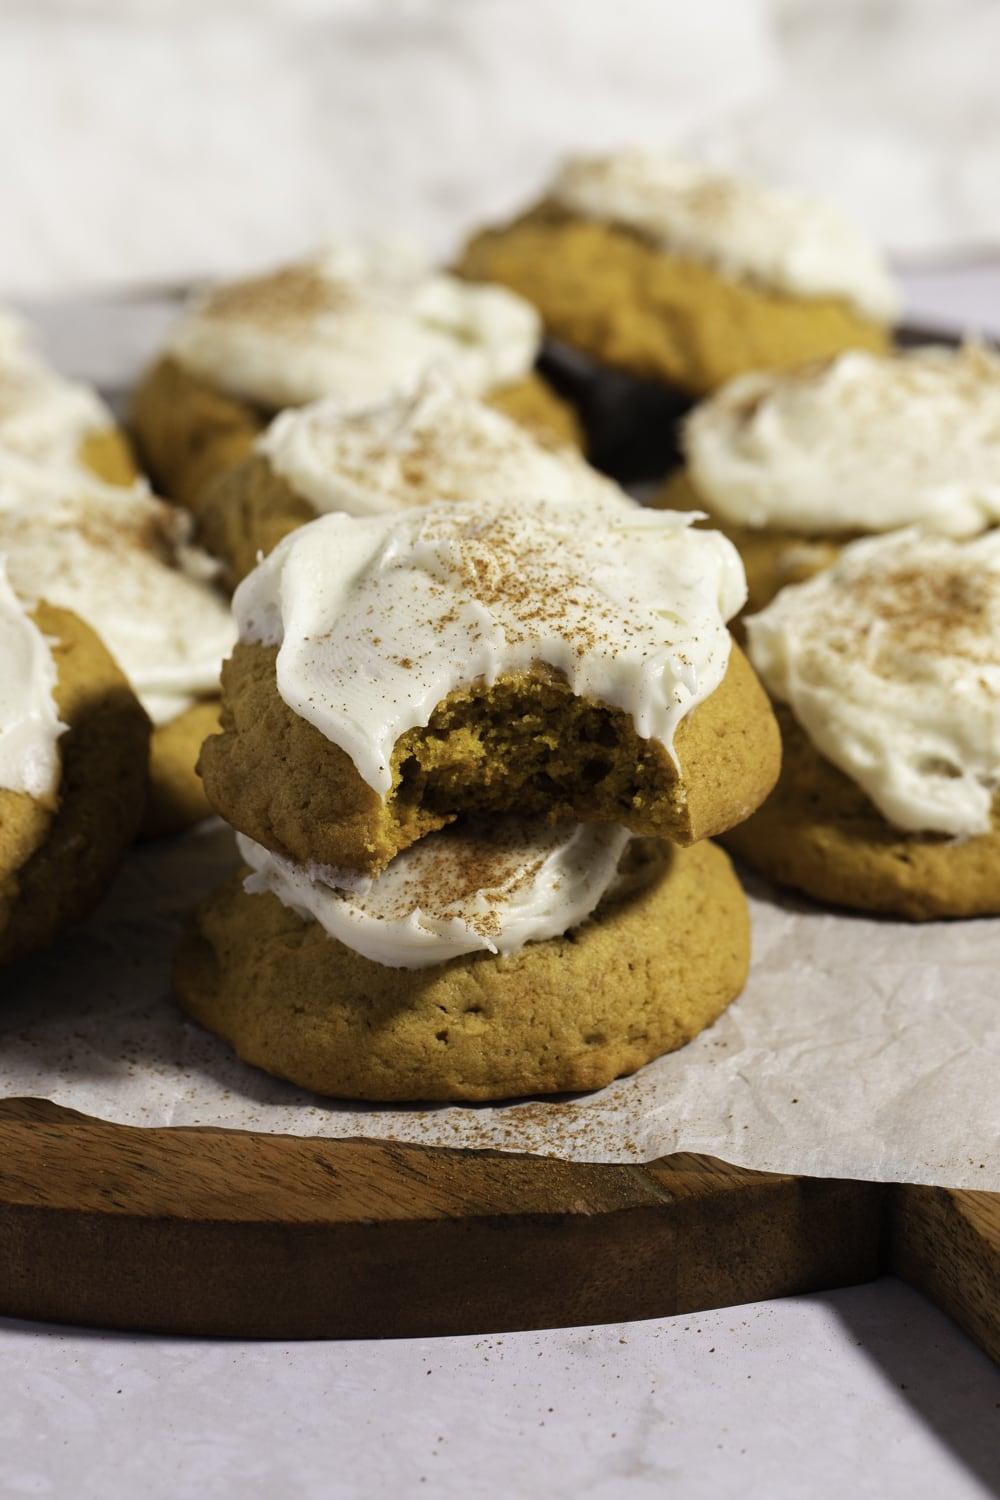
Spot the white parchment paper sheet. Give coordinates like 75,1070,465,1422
2,823,997,1186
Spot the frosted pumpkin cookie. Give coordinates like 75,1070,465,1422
458,149,896,400
0,309,137,484
199,496,780,874
131,243,580,512
0,452,235,835
726,529,1000,919
175,822,749,1101
0,568,149,965
197,374,629,586
656,343,1000,612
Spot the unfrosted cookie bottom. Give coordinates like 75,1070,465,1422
130,357,582,516
174,837,749,1101
724,706,1000,920
142,700,222,838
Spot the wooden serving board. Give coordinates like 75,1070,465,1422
0,1098,996,1355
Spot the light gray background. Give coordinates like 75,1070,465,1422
3,1,1000,296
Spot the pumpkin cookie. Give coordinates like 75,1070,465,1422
131,244,579,512
655,342,1000,611
175,832,749,1102
458,150,896,400
0,308,137,483
0,453,235,835
197,374,626,586
199,497,779,873
654,467,844,617
729,529,1000,918
143,699,221,838
0,575,150,965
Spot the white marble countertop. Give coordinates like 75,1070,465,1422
2,1281,998,1498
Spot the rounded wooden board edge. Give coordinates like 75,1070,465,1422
1,1097,995,1357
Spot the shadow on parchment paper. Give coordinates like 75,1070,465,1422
0,818,584,1130
828,1280,1000,1497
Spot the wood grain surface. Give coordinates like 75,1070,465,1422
0,1098,995,1356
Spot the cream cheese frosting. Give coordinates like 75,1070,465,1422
167,242,542,411
0,561,64,801
234,496,746,796
549,149,899,324
258,374,625,518
0,452,236,724
746,529,1000,836
685,344,1000,537
0,309,114,467
238,819,631,969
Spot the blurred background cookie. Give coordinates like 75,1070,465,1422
0,308,137,485
458,149,898,476
131,243,580,513
656,341,1000,612
0,452,235,836
196,374,627,586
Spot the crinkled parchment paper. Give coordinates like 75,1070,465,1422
3,823,997,1186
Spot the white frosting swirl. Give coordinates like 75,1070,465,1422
0,452,235,724
686,344,1000,537
238,820,630,969
746,529,1000,836
168,242,541,411
259,374,618,518
549,150,899,324
235,499,744,796
0,308,113,466
0,561,64,801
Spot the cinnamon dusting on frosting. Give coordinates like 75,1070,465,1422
238,818,632,968
234,495,745,795
746,528,1000,835
167,245,542,410
0,456,236,724
200,264,351,327
351,822,549,940
686,343,1000,536
548,149,898,322
259,375,621,519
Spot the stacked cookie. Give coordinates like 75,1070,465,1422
177,460,781,1100
132,241,579,516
